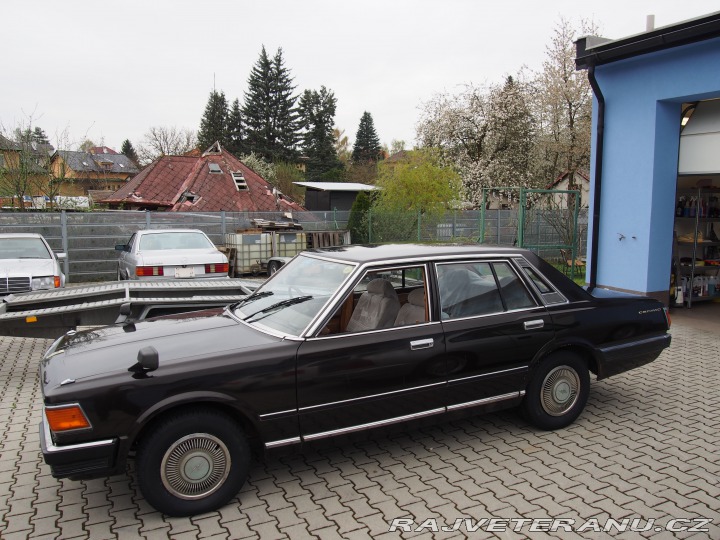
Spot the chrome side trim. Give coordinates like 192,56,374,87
309,321,442,341
303,407,445,442
258,409,298,419
41,415,115,454
299,381,446,412
448,365,527,384
447,391,525,412
264,436,302,449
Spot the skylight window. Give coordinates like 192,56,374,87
208,163,222,174
232,171,248,191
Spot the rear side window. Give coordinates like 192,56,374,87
437,261,535,320
523,266,553,293
514,258,568,305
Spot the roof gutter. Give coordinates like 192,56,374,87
586,66,605,292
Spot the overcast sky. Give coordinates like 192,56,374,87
2,1,718,153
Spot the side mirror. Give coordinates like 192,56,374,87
115,244,127,252
115,302,132,324
57,252,67,260
136,346,159,372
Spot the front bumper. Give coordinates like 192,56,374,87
40,415,119,479
596,333,671,380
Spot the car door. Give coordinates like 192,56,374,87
295,263,448,441
436,258,554,412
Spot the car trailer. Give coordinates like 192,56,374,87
0,279,257,339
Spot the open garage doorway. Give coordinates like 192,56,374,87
673,99,720,314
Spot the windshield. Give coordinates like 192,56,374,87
139,232,214,251
0,238,51,259
233,254,354,336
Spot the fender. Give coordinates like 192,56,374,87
130,390,260,444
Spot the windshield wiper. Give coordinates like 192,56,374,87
228,290,274,310
243,296,313,323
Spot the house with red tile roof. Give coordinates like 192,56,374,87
102,142,305,212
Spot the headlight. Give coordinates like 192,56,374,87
31,276,56,290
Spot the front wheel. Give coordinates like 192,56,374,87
136,409,250,516
522,352,589,430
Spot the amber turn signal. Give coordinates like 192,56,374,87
45,405,91,432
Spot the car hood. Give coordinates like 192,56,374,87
0,258,57,277
41,310,281,388
136,249,227,266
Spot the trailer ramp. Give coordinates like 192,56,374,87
0,279,257,338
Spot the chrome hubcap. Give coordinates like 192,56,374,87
160,434,230,500
540,366,580,416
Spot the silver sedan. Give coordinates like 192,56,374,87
115,229,228,280
0,233,66,295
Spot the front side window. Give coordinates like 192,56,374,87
321,265,429,335
437,260,535,319
233,254,354,337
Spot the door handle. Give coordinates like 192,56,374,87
524,319,545,330
410,338,434,350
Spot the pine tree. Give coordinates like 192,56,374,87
120,139,139,166
298,87,342,181
352,112,382,163
270,48,300,162
226,98,245,156
32,126,50,144
198,90,229,150
242,46,299,162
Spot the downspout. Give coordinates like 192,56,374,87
587,65,605,291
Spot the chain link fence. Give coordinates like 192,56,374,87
0,200,586,283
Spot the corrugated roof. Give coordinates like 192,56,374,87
294,182,379,192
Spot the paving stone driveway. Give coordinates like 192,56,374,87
0,320,717,539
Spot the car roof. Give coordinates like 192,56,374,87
137,229,207,234
0,233,45,239
305,243,534,264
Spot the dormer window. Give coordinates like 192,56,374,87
208,163,222,174
179,190,199,204
232,171,248,191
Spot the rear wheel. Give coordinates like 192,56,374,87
267,261,280,276
136,409,250,516
522,352,589,430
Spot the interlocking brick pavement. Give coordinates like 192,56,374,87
0,317,717,539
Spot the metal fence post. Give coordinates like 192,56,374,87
479,189,487,243
417,210,422,241
518,188,526,248
145,210,151,229
61,210,70,283
221,210,226,239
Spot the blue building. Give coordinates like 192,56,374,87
575,12,720,306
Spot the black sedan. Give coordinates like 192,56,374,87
39,244,671,516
